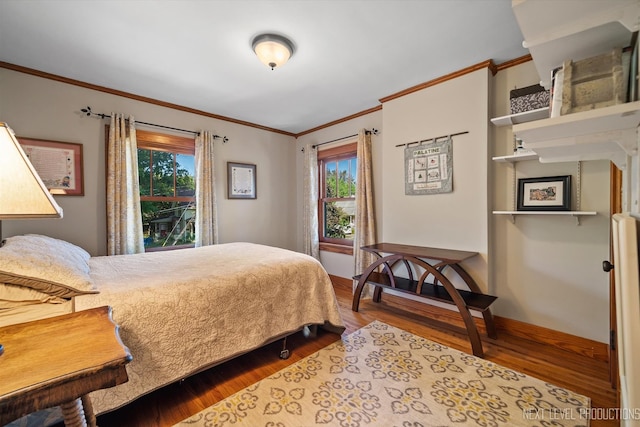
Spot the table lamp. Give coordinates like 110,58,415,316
0,122,64,356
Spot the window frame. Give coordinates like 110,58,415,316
135,129,196,251
317,142,357,255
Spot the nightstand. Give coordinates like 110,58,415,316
0,306,132,427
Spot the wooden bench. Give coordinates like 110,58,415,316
352,243,498,357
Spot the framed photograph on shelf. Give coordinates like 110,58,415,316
517,175,571,211
227,162,256,199
17,137,84,196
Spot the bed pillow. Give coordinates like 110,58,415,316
0,282,68,309
0,234,97,298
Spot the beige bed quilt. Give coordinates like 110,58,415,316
74,242,345,415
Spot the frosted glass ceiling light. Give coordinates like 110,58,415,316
252,34,294,70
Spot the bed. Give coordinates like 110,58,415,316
0,234,345,420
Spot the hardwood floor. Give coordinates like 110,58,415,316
94,279,618,427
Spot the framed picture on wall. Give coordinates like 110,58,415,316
17,137,84,196
227,162,256,199
517,175,571,211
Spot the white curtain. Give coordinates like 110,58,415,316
107,113,144,255
302,143,320,260
195,131,218,246
353,129,377,295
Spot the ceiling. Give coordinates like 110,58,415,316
0,0,529,135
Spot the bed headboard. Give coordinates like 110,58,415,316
611,213,640,425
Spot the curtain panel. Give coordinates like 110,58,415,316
303,143,320,260
195,131,219,246
353,129,376,296
107,113,144,255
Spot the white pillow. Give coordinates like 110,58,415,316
0,234,97,298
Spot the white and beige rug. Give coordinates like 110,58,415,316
177,321,590,427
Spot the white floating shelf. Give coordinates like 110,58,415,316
490,107,549,127
492,152,538,162
493,211,597,216
493,210,597,225
514,101,640,170
512,0,639,88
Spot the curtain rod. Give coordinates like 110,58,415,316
312,128,378,149
80,106,229,143
301,128,379,152
396,131,468,148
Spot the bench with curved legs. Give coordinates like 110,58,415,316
352,243,497,357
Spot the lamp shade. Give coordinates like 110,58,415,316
0,122,63,219
252,34,294,70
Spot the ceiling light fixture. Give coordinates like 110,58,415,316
252,33,294,70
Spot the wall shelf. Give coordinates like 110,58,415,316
493,210,597,225
494,0,638,222
492,152,538,162
513,101,640,169
506,0,640,169
491,107,549,127
512,0,639,88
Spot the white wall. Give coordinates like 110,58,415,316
0,68,297,255
296,62,610,343
381,69,491,291
2,61,611,343
491,61,610,342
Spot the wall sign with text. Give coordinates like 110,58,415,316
18,137,84,196
404,137,452,195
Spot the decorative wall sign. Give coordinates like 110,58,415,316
18,137,84,196
227,162,256,199
404,137,453,195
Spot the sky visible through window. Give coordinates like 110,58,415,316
177,153,195,177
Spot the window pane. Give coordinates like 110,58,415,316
138,149,151,196
337,159,350,197
325,162,337,198
323,200,355,239
152,151,175,197
318,149,357,244
176,153,195,197
141,201,196,249
350,158,357,196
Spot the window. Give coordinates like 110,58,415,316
318,142,357,253
136,129,196,251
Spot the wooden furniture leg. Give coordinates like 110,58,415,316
373,286,383,303
371,250,385,303
81,395,96,427
373,257,412,304
60,398,88,427
449,263,498,339
353,254,403,311
408,257,486,357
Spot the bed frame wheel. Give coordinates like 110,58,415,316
279,337,290,359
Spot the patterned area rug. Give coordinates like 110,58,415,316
176,321,590,427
